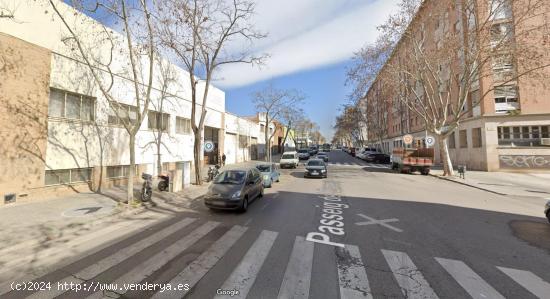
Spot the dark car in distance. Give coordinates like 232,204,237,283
316,152,329,162
304,159,328,178
204,167,264,212
364,153,391,164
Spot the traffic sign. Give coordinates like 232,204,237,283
403,134,413,145
426,136,436,147
204,140,215,152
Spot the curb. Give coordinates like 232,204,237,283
429,174,507,196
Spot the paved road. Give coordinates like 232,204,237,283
3,150,550,299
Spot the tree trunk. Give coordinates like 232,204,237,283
281,124,291,152
264,125,269,162
193,131,202,185
156,134,162,176
438,134,454,176
127,133,136,206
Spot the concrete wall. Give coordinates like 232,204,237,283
0,33,51,202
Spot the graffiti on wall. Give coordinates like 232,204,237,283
499,155,550,169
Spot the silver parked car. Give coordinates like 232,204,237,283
256,163,280,188
204,167,264,212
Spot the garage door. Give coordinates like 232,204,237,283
224,133,237,165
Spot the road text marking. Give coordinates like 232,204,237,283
355,214,403,233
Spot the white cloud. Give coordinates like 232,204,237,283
215,0,400,88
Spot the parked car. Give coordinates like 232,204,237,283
316,152,329,162
256,163,280,188
308,146,318,155
304,159,328,178
279,151,299,168
364,153,391,163
545,200,550,223
356,150,369,160
204,167,263,212
298,149,310,160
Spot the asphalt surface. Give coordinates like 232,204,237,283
3,150,550,299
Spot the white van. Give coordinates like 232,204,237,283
279,151,299,169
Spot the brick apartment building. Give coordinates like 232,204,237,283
362,0,550,171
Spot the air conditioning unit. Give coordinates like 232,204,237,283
541,138,550,146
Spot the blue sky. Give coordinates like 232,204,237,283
214,0,400,139
224,61,354,140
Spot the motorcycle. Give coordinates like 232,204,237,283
158,174,169,191
141,173,153,202
207,164,221,182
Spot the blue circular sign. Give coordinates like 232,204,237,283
204,140,215,152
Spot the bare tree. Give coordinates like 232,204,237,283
156,0,267,184
334,105,365,148
252,85,305,161
48,0,157,204
145,58,178,178
351,0,549,176
279,106,305,152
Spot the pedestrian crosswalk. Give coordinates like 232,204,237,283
6,218,550,299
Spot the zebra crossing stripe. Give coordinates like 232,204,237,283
337,245,373,299
382,250,438,299
278,236,314,299
151,225,248,299
27,218,196,299
215,230,278,299
497,266,550,299
435,258,505,299
90,221,219,297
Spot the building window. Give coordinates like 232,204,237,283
176,117,191,134
490,22,513,44
472,128,482,148
45,168,92,185
459,130,468,148
489,0,512,20
106,165,138,179
260,124,265,133
494,85,519,114
48,88,95,121
497,125,550,146
448,132,456,149
108,103,138,126
148,111,170,132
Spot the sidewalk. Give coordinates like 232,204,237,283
0,184,209,284
430,168,550,198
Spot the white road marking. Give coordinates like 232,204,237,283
497,266,550,299
278,236,314,299
435,258,505,299
88,221,219,298
28,218,197,299
336,245,373,299
152,226,248,299
215,230,278,299
355,214,403,233
382,250,438,299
